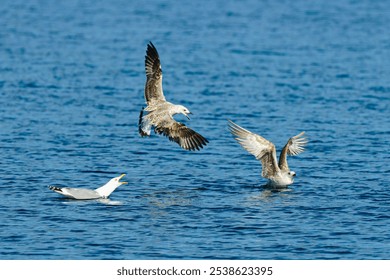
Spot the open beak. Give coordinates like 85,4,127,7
119,174,128,185
185,112,192,120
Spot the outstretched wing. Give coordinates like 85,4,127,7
228,120,279,178
144,42,166,105
154,117,208,151
278,131,307,171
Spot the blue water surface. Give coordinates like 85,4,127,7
0,0,389,259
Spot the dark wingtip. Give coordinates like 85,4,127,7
138,107,149,137
49,186,62,192
139,131,149,137
146,41,158,56
185,134,209,152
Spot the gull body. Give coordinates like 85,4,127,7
138,42,208,151
49,174,127,200
228,120,307,187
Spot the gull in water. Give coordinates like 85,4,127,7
138,41,208,151
49,174,127,200
228,120,307,187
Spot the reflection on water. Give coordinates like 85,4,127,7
245,184,294,204
59,198,124,206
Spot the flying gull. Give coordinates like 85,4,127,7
138,42,208,151
228,120,307,187
49,174,127,200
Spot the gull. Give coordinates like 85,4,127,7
228,120,307,187
49,174,127,200
138,41,208,151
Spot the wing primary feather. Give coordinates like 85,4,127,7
154,121,207,151
138,107,148,137
228,120,280,178
144,42,165,104
279,131,307,170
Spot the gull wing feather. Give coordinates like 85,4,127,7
144,42,166,105
279,131,307,171
154,117,208,151
49,186,101,200
228,120,279,178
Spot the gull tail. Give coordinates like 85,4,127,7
138,107,151,137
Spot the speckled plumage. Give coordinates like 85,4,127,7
138,42,208,151
228,120,307,187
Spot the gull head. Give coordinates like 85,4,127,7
269,171,296,187
109,174,128,187
95,174,128,198
288,171,296,177
175,105,192,120
287,171,296,183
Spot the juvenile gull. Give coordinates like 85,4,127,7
228,120,307,187
138,42,208,151
49,174,127,200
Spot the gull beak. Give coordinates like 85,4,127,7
119,174,128,185
185,112,192,120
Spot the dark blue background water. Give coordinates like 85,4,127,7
1,0,389,259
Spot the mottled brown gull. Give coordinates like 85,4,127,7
228,120,307,187
138,42,208,151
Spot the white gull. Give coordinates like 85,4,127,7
49,174,127,200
